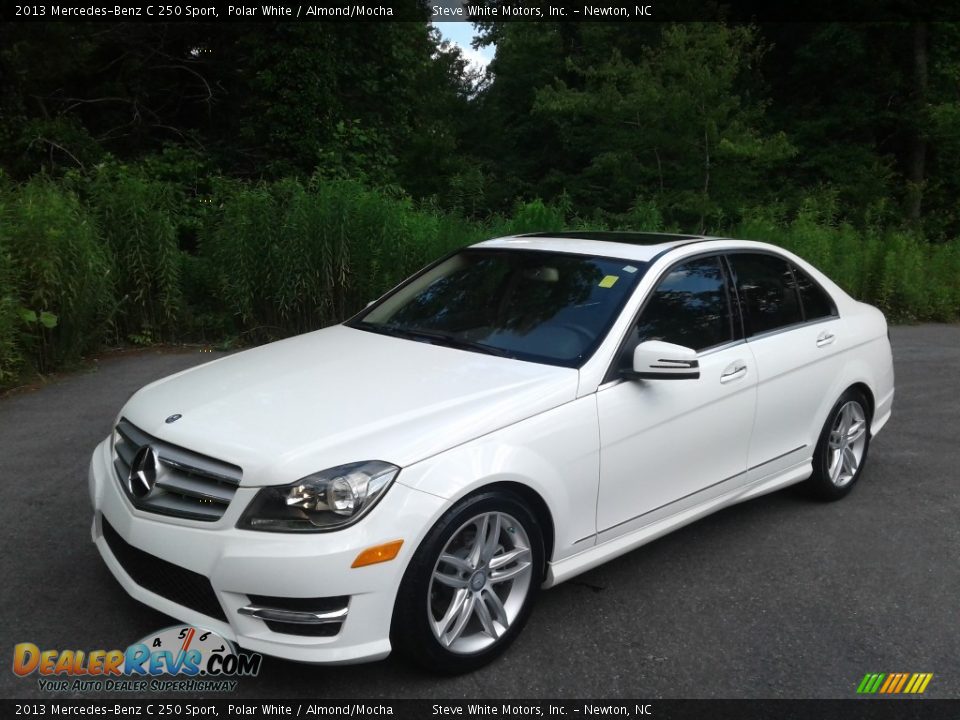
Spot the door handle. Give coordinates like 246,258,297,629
720,361,747,384
816,331,836,347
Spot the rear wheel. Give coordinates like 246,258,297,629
391,490,544,674
808,389,871,500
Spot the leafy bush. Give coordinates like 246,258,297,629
498,199,566,235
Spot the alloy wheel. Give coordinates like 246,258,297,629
428,511,533,654
827,400,868,487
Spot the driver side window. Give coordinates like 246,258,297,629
630,256,736,354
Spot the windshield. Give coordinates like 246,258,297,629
349,248,647,367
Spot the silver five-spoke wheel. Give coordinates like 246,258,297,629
809,389,872,500
428,511,533,654
392,491,544,672
827,400,868,488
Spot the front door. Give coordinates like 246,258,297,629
596,255,757,535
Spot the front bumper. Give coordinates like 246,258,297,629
88,438,445,664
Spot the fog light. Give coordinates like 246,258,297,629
351,540,404,568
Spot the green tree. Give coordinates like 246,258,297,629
532,23,794,230
760,22,960,235
0,21,474,195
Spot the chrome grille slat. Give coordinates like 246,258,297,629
115,436,136,466
155,473,234,504
112,418,242,522
114,457,131,483
116,419,152,449
139,491,226,521
156,449,241,485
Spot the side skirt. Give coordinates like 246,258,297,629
543,460,812,588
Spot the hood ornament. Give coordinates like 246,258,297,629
165,414,182,424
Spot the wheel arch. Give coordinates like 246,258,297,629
847,381,875,425
814,379,875,445
470,480,555,577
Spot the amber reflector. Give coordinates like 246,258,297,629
351,540,404,568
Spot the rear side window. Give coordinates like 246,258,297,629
633,256,735,352
727,253,802,336
792,264,837,320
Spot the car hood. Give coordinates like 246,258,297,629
121,325,579,487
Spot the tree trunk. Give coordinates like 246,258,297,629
906,21,928,226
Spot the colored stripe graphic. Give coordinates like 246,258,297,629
893,673,909,693
857,672,933,694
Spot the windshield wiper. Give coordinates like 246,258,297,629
361,323,514,358
406,328,516,358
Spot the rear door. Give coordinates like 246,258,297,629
725,252,845,481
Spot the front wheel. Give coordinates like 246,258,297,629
391,490,545,674
808,389,872,500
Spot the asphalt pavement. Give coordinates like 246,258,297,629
1,326,957,699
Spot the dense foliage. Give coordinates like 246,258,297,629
1,174,957,386
0,19,958,386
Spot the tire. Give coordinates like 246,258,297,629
807,388,872,500
390,489,545,674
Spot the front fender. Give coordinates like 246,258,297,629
395,395,600,563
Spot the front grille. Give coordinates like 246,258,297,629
113,418,242,522
101,515,227,622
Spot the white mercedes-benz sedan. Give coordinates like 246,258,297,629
88,232,894,673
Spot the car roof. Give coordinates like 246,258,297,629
471,231,719,263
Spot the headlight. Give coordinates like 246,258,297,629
237,461,399,532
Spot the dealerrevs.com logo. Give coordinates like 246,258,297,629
13,625,262,693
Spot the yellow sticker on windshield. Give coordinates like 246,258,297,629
599,275,619,288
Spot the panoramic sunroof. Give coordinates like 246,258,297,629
519,231,704,244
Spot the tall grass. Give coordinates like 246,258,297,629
86,168,183,341
205,179,485,341
0,172,957,388
0,218,20,383
736,206,960,322
0,178,113,373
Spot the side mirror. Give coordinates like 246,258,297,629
625,340,700,380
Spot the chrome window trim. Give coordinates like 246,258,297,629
600,244,846,385
697,338,748,358
745,315,840,343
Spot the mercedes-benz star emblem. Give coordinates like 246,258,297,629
127,446,159,498
165,414,182,424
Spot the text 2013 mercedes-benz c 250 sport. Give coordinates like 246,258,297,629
89,232,894,673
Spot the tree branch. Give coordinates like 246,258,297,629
29,137,85,170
